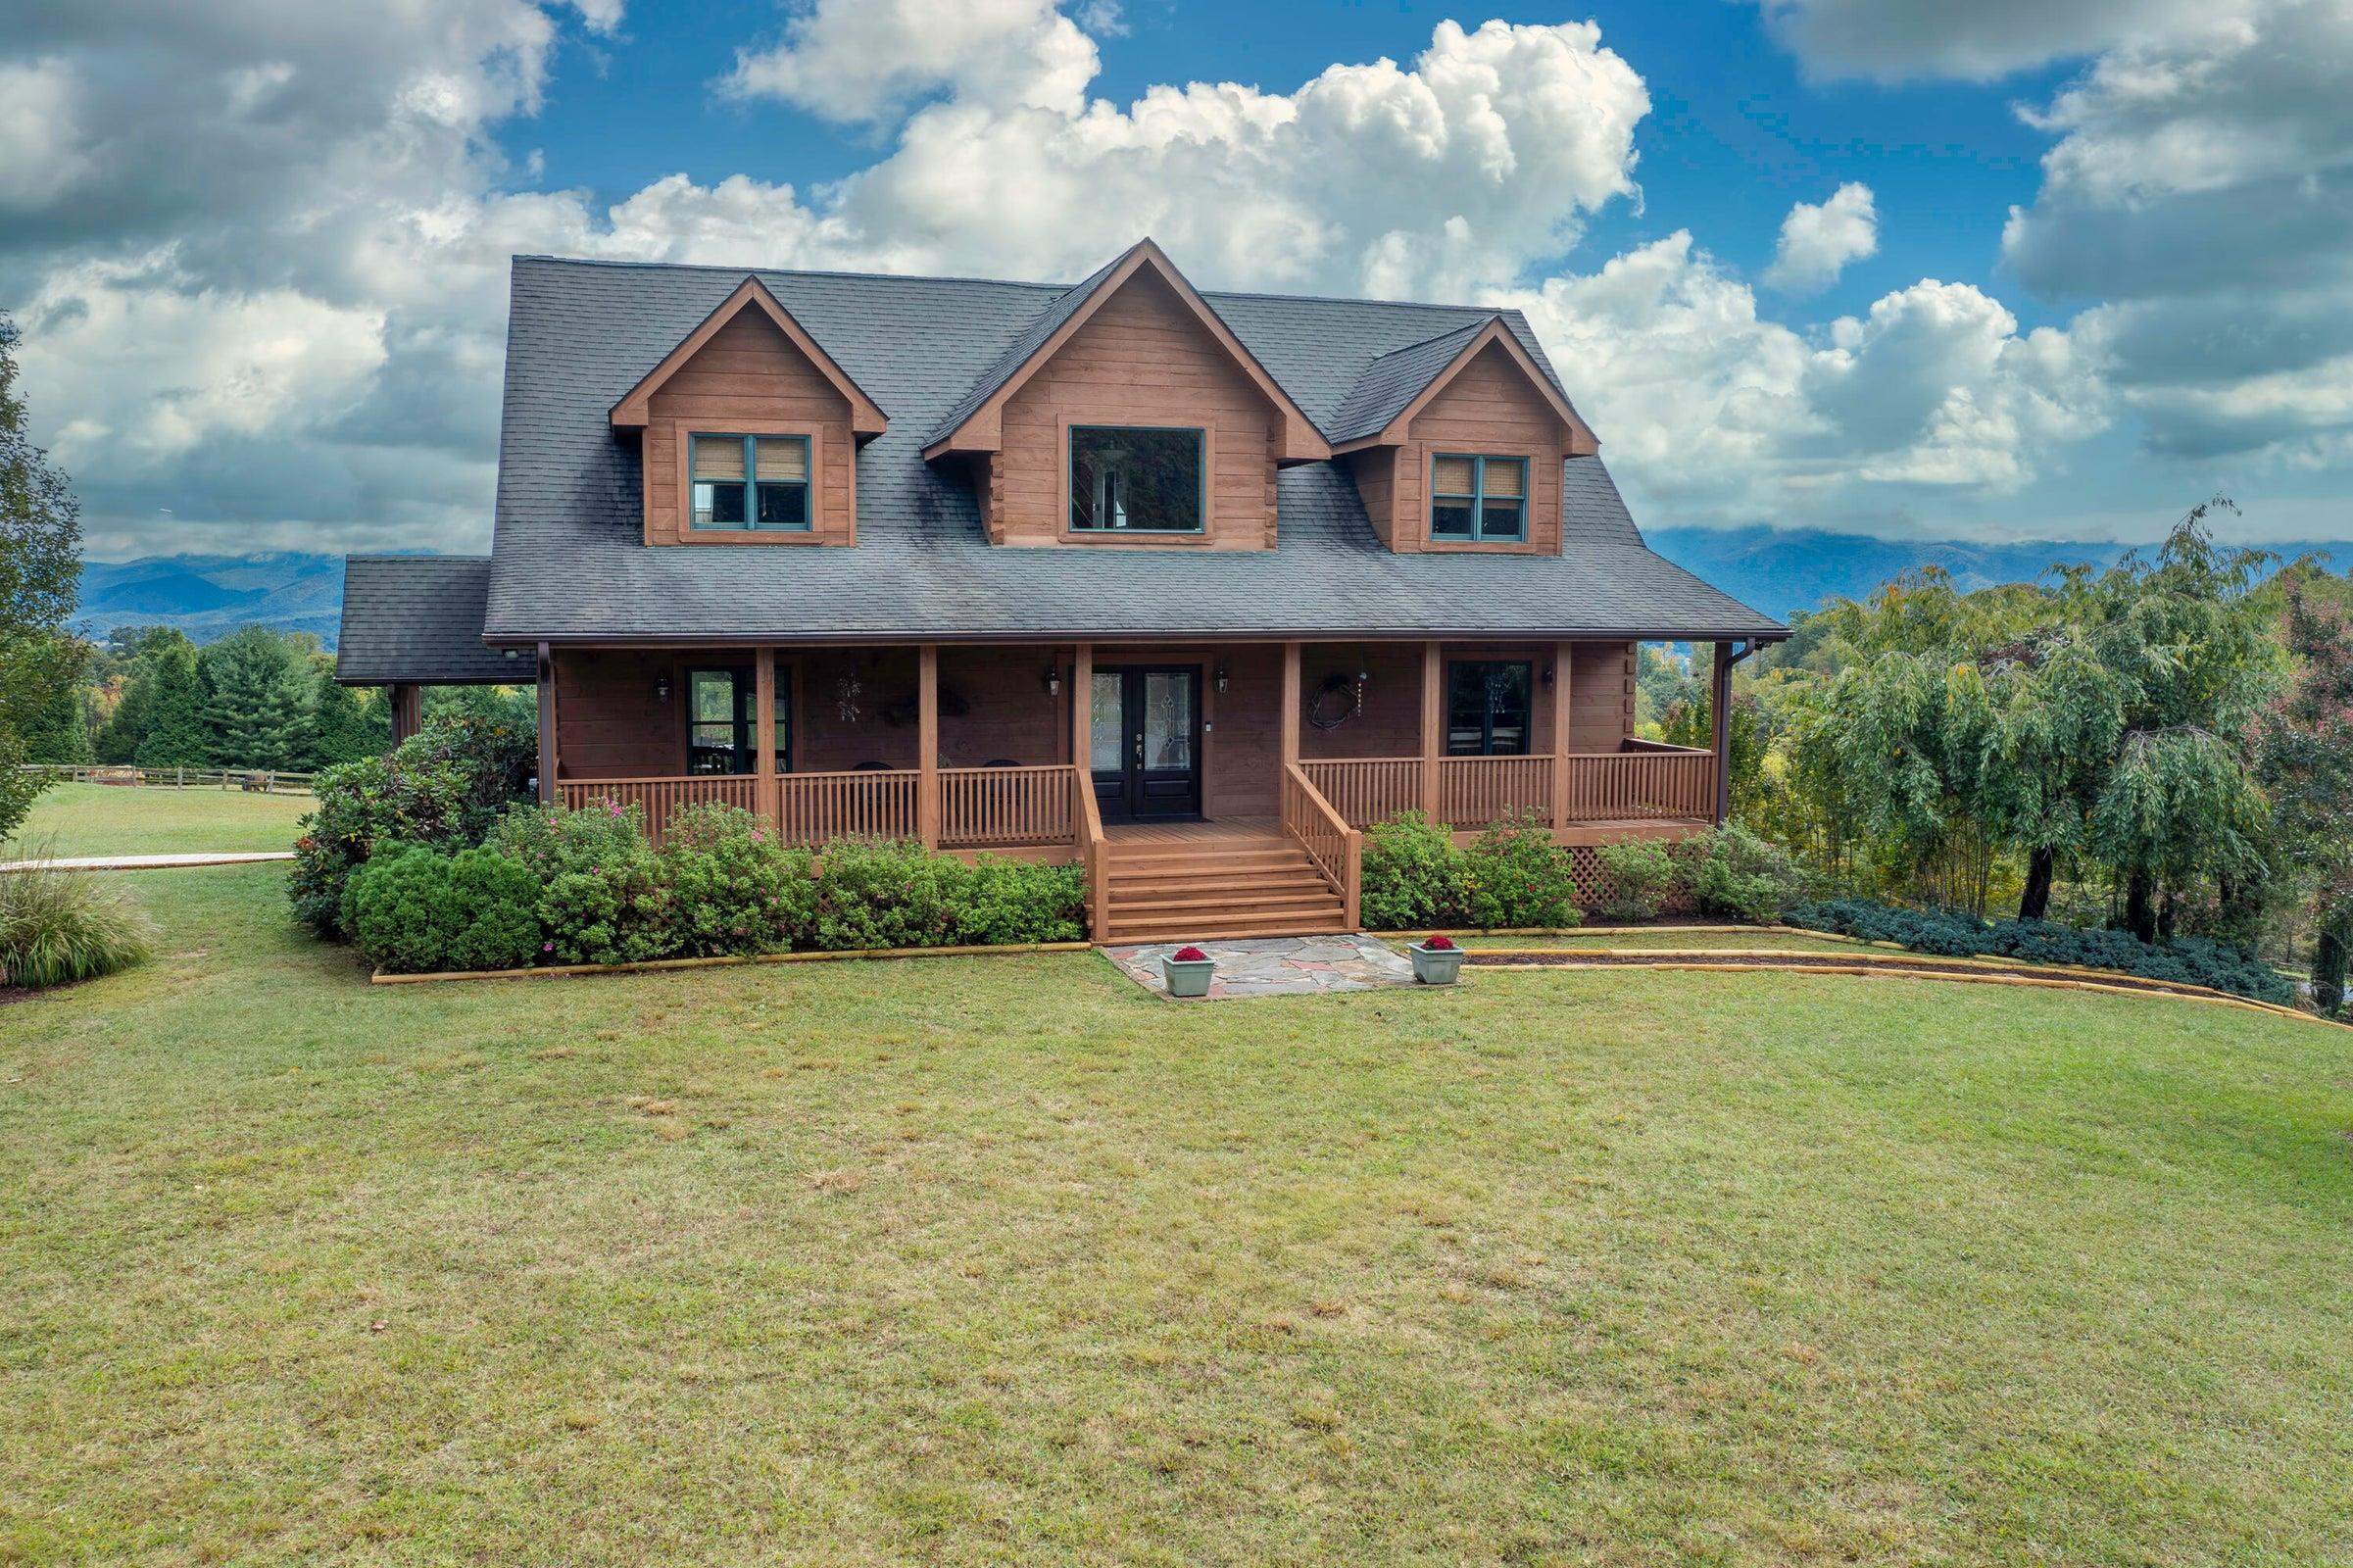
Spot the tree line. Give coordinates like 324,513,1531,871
1671,504,2353,1009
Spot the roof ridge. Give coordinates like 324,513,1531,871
1367,316,1499,361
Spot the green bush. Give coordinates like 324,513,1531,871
1458,812,1579,929
658,803,816,956
1677,824,1805,923
949,856,1087,946
488,796,648,879
1359,811,1463,930
347,845,543,974
1782,899,2294,1004
290,715,535,938
1593,838,1678,922
0,858,156,988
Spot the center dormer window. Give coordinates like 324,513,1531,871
1430,454,1527,542
1069,426,1203,533
692,433,809,531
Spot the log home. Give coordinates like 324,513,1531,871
336,240,1787,942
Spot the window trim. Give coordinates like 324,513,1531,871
1064,422,1209,536
1429,453,1529,544
687,430,813,534
1443,658,1535,757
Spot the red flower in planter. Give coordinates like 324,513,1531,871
1423,934,1457,950
1171,946,1211,962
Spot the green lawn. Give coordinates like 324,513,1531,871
1447,929,1869,955
8,780,313,858
5,867,2351,1565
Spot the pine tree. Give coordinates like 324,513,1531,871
198,626,308,767
306,669,389,767
18,656,91,762
94,627,197,763
133,643,211,767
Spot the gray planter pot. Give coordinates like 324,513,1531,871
1162,956,1215,998
1408,943,1465,986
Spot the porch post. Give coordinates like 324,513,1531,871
754,648,777,828
1071,643,1093,769
917,643,940,849
1279,641,1301,768
1710,640,1734,824
1419,640,1444,820
1550,640,1574,833
387,683,421,749
535,641,557,805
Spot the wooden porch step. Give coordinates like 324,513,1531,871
1105,915,1354,944
1112,891,1346,920
1107,865,1332,892
1104,845,1305,870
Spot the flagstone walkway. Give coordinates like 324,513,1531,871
1102,934,1426,1000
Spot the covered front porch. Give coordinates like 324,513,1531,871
534,638,1733,938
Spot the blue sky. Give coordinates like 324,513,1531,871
4,0,2347,560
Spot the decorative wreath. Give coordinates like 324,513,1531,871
1305,671,1363,730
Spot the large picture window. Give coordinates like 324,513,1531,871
1069,426,1204,532
1430,454,1527,542
692,433,809,532
1445,661,1533,756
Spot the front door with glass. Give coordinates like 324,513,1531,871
685,666,791,775
1090,665,1201,820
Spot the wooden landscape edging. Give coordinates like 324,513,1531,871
369,940,1094,986
1463,947,2348,1031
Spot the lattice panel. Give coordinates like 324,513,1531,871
1567,845,1696,918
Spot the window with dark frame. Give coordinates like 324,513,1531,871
1069,426,1204,532
691,433,810,531
1430,454,1527,542
684,667,792,774
1445,661,1533,756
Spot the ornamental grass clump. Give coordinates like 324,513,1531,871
0,857,157,989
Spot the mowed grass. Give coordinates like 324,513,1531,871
9,781,313,858
1447,929,1868,955
5,868,2351,1565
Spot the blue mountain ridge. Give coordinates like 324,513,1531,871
76,531,2352,649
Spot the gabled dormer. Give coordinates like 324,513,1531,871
1330,317,1597,555
924,239,1328,550
612,275,886,548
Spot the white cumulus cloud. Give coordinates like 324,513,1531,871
1763,181,1877,292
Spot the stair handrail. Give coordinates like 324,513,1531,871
1281,761,1362,930
1072,762,1109,944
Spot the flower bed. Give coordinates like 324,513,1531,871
338,798,1085,976
1782,898,2293,1004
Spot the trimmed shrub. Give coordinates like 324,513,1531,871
0,858,156,988
811,839,963,951
1458,812,1579,930
347,845,542,974
1359,811,1463,930
950,856,1087,946
658,803,816,957
1677,824,1805,923
1593,838,1678,922
290,715,535,938
1782,898,2294,1004
488,796,648,880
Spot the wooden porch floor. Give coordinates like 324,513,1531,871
1101,815,1284,848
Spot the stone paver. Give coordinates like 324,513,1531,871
1102,934,1427,1000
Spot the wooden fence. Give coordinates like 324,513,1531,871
1299,746,1716,829
557,775,759,845
940,764,1073,849
23,762,317,796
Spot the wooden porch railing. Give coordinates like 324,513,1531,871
1298,757,1422,829
771,768,921,846
1561,747,1715,821
1280,762,1361,929
1440,755,1555,830
941,764,1075,849
1072,762,1108,943
557,774,759,845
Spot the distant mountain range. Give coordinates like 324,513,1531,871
74,530,2352,648
76,552,350,647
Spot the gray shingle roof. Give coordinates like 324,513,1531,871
484,255,1786,646
1324,318,1492,445
922,251,1122,448
335,556,520,684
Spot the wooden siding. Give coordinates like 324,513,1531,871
989,270,1280,549
1349,340,1570,556
641,311,857,548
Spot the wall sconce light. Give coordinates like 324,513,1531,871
654,674,672,703
1213,662,1229,693
1541,661,1555,690
1043,662,1062,698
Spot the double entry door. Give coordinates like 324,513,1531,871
1089,665,1201,821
